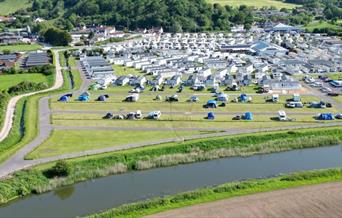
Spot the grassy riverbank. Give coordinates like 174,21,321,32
87,168,342,218
0,126,341,204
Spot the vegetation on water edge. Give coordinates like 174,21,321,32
0,127,341,204
86,168,342,218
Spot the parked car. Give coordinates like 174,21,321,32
285,102,303,108
335,114,342,119
103,112,113,119
147,111,161,120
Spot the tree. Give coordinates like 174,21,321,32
43,28,72,46
48,160,70,177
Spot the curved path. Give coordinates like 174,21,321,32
0,52,341,179
0,50,64,142
147,182,342,218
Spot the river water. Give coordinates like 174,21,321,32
1,144,341,218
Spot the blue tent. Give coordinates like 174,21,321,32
79,95,89,102
59,95,69,102
207,112,215,120
240,94,248,102
318,113,334,120
97,95,107,101
206,100,217,108
244,112,253,120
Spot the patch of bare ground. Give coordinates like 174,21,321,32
147,182,342,218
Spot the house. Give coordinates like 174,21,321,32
0,54,19,72
268,23,301,33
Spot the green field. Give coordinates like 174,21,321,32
0,74,49,91
208,0,297,9
0,44,42,52
113,65,144,76
0,0,31,15
305,21,342,32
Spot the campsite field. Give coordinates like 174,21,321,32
207,0,298,9
0,74,49,91
27,129,209,159
0,44,42,52
0,0,31,15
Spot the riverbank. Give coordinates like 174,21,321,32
0,126,341,205
87,168,342,218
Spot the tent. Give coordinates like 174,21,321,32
217,93,228,102
59,95,69,102
240,94,248,102
317,113,334,120
79,95,90,101
97,95,107,101
207,112,215,120
206,100,217,108
244,112,253,120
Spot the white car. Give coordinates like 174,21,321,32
148,111,161,120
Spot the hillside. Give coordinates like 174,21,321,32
208,0,298,9
0,0,31,15
25,0,255,32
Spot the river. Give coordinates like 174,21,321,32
1,144,341,218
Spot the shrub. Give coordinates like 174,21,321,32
44,161,70,178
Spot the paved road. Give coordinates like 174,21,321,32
0,50,64,142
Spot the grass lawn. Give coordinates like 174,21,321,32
305,21,342,32
207,0,298,9
113,65,143,76
0,0,31,15
0,44,42,52
0,74,49,91
27,129,211,159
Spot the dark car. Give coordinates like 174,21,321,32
328,92,339,97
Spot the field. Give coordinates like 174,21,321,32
27,129,211,159
112,65,144,76
0,44,42,52
147,182,342,218
0,74,49,91
207,0,298,9
305,21,342,32
0,0,31,15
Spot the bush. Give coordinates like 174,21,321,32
44,161,70,178
7,81,48,95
